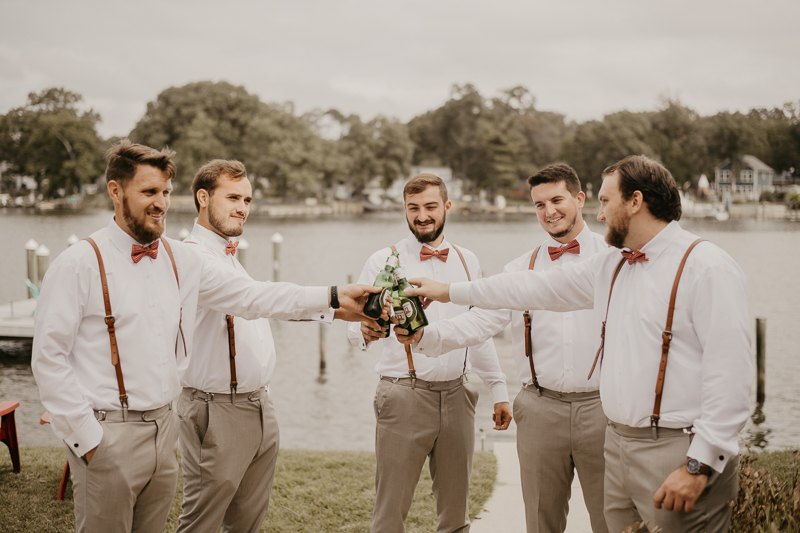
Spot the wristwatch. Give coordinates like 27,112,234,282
686,457,712,476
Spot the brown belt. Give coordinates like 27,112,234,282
381,375,465,391
524,383,600,402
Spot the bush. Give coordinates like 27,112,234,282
731,449,800,532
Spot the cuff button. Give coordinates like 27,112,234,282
719,455,724,461
74,443,79,448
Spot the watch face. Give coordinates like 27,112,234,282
686,458,701,474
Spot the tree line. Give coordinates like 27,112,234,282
1,82,798,201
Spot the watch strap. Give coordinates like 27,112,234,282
330,286,340,309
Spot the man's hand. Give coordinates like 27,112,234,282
360,321,388,342
336,284,389,321
492,402,512,430
84,446,98,464
335,309,383,329
403,278,451,304
653,466,708,513
394,327,424,345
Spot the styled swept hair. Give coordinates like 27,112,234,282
191,159,248,212
105,139,176,188
403,173,448,203
603,155,682,222
527,164,582,197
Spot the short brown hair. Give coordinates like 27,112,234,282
527,164,582,197
403,173,448,203
191,159,248,212
602,155,681,222
105,139,176,189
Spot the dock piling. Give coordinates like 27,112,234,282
756,317,766,403
271,233,283,281
25,239,38,298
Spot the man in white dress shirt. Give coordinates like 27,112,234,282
176,160,335,532
31,140,382,533
405,155,751,533
396,164,609,533
346,173,512,533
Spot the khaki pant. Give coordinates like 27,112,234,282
604,421,739,533
514,386,609,533
177,387,280,533
372,376,478,533
65,404,179,533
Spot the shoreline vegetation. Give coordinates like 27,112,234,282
0,447,496,533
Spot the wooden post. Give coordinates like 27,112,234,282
35,244,50,286
756,317,766,403
25,239,38,298
271,233,283,282
319,323,326,374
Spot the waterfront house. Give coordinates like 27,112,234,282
714,155,774,200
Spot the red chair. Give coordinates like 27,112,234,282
0,401,21,473
40,411,70,501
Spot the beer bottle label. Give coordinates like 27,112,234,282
394,309,407,323
402,301,415,321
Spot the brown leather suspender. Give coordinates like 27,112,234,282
86,237,128,420
587,258,627,380
85,237,182,421
584,239,706,439
522,246,541,388
225,315,238,402
391,244,472,381
650,238,705,438
160,238,187,358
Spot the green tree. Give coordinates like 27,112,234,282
0,88,104,198
129,81,261,190
648,98,705,186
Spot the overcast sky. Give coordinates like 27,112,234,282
2,0,798,138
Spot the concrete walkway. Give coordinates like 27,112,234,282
471,441,594,533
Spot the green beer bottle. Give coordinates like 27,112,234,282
364,252,399,319
393,266,429,335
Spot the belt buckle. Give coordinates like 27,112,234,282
95,410,107,421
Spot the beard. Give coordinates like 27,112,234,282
547,210,579,240
605,211,630,249
408,213,446,244
122,196,165,244
208,196,244,237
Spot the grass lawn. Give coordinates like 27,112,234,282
0,447,497,533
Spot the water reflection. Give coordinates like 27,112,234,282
746,402,772,450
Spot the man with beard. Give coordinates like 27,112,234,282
346,173,512,533
31,140,384,533
404,156,751,533
396,164,609,533
176,159,337,532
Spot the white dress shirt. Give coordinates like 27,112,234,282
179,224,333,394
416,224,606,392
449,221,752,473
346,233,508,404
32,217,331,456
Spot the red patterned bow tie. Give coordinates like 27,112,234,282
621,249,648,265
131,241,159,263
420,247,449,262
548,239,580,261
226,240,239,256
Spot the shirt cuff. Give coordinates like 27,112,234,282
305,286,331,314
489,383,510,404
449,282,472,306
415,326,442,358
687,433,731,474
63,415,104,458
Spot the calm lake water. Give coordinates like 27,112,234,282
1,207,798,451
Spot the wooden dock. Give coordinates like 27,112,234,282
0,299,35,340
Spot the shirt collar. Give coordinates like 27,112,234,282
191,223,232,257
107,216,155,261
407,231,451,256
635,220,683,269
543,221,590,254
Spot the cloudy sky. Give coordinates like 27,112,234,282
2,0,798,138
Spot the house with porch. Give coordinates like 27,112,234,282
714,155,774,200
